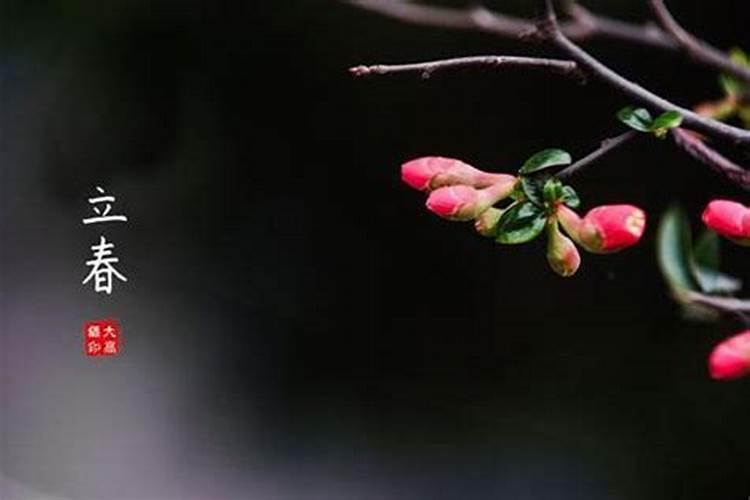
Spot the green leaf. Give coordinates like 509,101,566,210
560,185,580,208
495,201,548,244
719,73,743,98
520,175,549,207
650,111,683,136
518,149,571,175
719,48,750,98
656,206,696,293
691,231,742,294
693,230,720,270
542,178,563,205
729,47,750,67
617,106,654,132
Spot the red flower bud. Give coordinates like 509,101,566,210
708,330,750,381
546,221,581,277
426,180,515,221
401,156,515,192
557,204,646,254
701,200,750,245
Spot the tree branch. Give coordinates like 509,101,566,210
649,0,750,85
671,129,750,189
557,130,638,179
538,13,750,146
344,0,676,50
566,4,675,50
348,55,582,80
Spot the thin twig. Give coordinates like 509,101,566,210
671,129,750,188
649,0,750,85
348,55,582,80
557,130,637,179
537,7,750,146
344,0,675,50
566,4,676,50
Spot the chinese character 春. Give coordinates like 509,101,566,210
82,236,127,294
82,186,128,225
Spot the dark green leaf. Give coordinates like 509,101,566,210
520,175,549,207
656,206,696,293
617,106,654,132
495,201,548,244
560,185,580,208
693,230,720,270
518,149,571,175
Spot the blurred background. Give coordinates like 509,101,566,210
2,0,750,498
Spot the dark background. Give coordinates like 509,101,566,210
2,1,750,499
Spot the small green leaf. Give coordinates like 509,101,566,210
657,206,696,293
542,178,563,205
495,201,548,244
617,106,654,132
518,149,571,175
650,111,683,135
719,48,750,98
719,73,743,98
520,175,549,207
729,47,750,67
560,185,580,208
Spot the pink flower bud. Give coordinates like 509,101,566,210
557,204,646,254
701,200,750,245
401,156,515,192
426,180,515,221
546,221,581,277
708,330,750,381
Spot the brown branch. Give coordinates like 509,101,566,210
649,0,750,85
537,10,750,146
671,129,750,189
344,0,676,50
566,4,676,50
556,130,638,179
344,0,529,35
348,55,582,80
349,1,750,185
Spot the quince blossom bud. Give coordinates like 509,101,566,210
701,200,750,246
708,330,750,381
426,180,516,221
546,221,581,277
557,204,646,254
401,156,515,192
474,207,503,237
